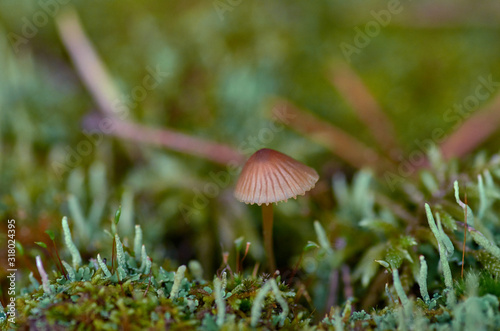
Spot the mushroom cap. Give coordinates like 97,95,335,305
234,148,319,205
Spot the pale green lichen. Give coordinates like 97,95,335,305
134,224,142,261
144,256,152,275
465,271,479,297
420,171,439,195
188,260,204,282
392,269,409,310
221,271,227,294
115,234,126,270
425,203,455,306
61,260,76,281
453,181,500,260
469,229,500,260
251,280,272,327
418,255,430,303
13,153,500,330
454,180,495,241
139,245,147,273
454,181,475,226
67,194,87,240
214,277,225,327
97,253,112,278
269,279,289,326
250,279,289,327
436,214,454,257
334,307,344,330
478,174,488,219
28,272,40,289
87,162,107,230
62,216,82,269
170,265,186,298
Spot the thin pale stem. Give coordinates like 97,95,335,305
262,204,276,272
51,240,66,278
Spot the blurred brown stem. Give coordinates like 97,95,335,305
56,8,122,119
440,92,500,160
272,99,394,172
56,8,244,166
329,64,400,155
88,117,245,166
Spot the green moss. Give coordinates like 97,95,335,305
6,148,500,329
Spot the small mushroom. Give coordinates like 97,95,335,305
234,148,319,271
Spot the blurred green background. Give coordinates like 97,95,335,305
1,0,500,302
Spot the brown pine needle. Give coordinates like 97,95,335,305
271,99,394,172
441,90,500,160
56,8,245,167
329,64,400,155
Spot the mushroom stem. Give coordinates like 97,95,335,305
262,204,276,272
